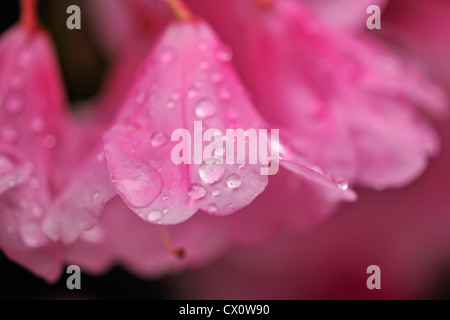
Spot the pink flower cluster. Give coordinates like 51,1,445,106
0,0,446,286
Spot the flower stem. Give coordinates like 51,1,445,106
164,0,194,21
256,0,274,7
159,225,185,259
21,0,39,30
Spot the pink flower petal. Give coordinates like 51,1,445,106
103,21,272,224
42,147,117,244
67,197,228,277
0,25,67,281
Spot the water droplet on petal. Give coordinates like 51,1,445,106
199,162,225,184
199,60,209,70
208,203,218,214
29,178,39,189
166,100,176,109
162,192,170,201
134,90,147,105
159,48,175,64
226,174,242,189
211,72,224,83
188,88,198,99
150,131,169,147
172,91,182,101
5,95,23,114
30,117,45,132
31,203,43,218
44,135,57,149
162,206,171,214
217,46,233,62
18,51,32,68
0,155,15,174
10,75,24,89
219,87,232,101
188,184,206,200
195,99,217,119
212,190,220,197
2,125,18,143
197,41,208,52
147,209,163,222
227,109,238,121
333,176,349,191
92,191,101,203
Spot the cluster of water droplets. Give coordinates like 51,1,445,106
0,48,56,150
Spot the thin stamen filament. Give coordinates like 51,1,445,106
21,0,39,30
164,0,194,21
159,225,185,259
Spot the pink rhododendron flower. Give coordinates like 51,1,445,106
0,20,66,281
0,0,448,295
188,0,446,190
102,16,354,225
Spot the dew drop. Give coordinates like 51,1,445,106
208,203,218,214
333,176,349,191
1,125,18,143
18,51,32,68
31,203,43,218
5,95,23,114
0,155,15,174
134,90,147,105
150,131,169,147
199,60,210,70
188,88,198,99
166,100,176,109
10,75,24,89
162,206,171,215
217,46,233,62
219,87,232,101
211,72,224,83
7,225,15,234
44,135,57,149
96,151,105,162
212,190,220,197
226,174,242,189
172,91,182,101
227,109,238,121
92,191,101,203
199,162,225,184
30,117,45,132
147,209,163,222
195,99,217,119
159,48,175,64
197,41,208,52
162,192,170,201
188,184,206,200
29,178,39,189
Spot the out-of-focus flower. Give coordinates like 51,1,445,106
0,19,66,281
101,16,353,225
188,0,446,190
0,0,447,286
170,0,450,300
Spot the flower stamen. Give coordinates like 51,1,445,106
255,0,274,8
21,0,39,30
159,225,185,259
164,0,194,21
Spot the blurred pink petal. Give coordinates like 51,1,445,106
299,0,388,31
191,0,446,190
0,25,66,281
67,197,228,277
103,20,270,224
42,146,117,244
